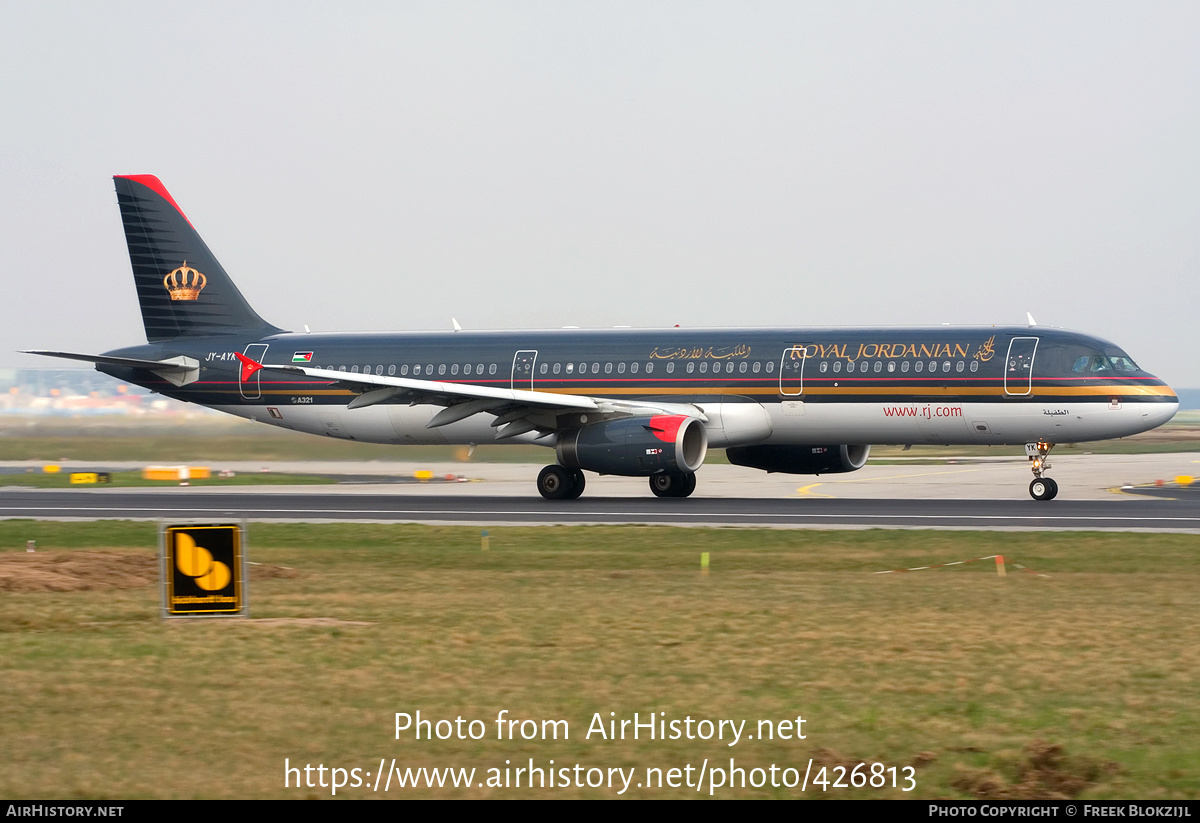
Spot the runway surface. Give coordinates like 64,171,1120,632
2,453,1196,531
1,488,1196,531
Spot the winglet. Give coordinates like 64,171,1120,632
234,352,265,383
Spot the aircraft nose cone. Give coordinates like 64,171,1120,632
1145,398,1179,429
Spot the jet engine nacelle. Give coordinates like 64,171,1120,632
726,444,870,474
557,415,708,476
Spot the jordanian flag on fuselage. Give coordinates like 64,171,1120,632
292,352,313,363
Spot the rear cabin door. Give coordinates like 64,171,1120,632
240,343,268,400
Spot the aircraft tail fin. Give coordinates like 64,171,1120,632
113,175,282,342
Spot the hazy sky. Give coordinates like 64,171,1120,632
3,2,1198,386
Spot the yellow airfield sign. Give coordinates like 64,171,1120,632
161,523,247,617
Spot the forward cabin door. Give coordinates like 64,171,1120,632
240,343,268,400
512,350,538,391
1004,337,1039,396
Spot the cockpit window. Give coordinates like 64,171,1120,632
1072,352,1140,374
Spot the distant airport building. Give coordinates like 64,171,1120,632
0,367,164,415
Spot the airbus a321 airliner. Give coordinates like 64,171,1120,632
28,176,1179,501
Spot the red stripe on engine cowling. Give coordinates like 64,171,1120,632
114,175,196,229
647,414,686,443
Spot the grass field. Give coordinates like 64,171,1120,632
1,522,1197,799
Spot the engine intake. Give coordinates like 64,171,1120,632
557,415,708,476
726,444,870,474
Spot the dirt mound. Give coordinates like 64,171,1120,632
951,739,1120,799
0,551,157,592
0,551,299,593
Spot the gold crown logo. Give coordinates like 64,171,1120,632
163,262,207,301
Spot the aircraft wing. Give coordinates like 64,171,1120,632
254,356,705,439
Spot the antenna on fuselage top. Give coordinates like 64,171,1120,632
1026,312,1038,327
452,318,462,332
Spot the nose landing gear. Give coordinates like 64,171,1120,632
1026,441,1058,501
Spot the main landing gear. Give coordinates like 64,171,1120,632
535,466,699,500
1027,440,1058,501
649,472,697,499
537,465,586,500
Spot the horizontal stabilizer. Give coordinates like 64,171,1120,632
23,350,200,387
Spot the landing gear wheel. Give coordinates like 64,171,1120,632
565,468,586,500
1029,477,1059,501
1026,441,1058,501
650,474,676,498
649,473,697,499
537,465,573,500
